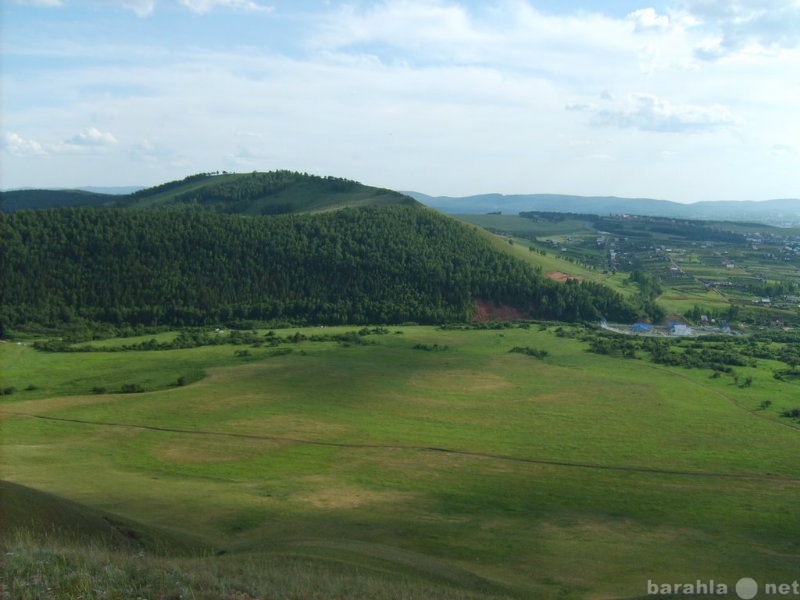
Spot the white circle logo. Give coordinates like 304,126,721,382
736,577,758,599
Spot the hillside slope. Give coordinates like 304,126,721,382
2,171,419,214
0,480,200,553
0,205,639,332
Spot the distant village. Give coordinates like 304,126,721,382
600,319,737,338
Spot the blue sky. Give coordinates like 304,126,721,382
2,0,799,202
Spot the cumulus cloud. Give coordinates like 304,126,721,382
310,0,489,64
679,0,800,58
568,93,741,133
627,8,671,32
3,129,119,158
3,1,797,199
177,0,274,14
3,132,48,157
65,127,118,147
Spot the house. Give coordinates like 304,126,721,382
669,323,692,336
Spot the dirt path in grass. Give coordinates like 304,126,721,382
10,413,800,483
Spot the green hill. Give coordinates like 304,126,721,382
118,171,420,213
1,171,420,214
0,171,649,334
1,205,639,333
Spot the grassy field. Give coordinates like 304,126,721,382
2,325,799,599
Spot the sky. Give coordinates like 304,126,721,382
2,0,799,202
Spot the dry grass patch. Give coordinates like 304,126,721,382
295,476,418,510
152,437,279,465
224,415,357,440
1,394,118,417
409,369,513,393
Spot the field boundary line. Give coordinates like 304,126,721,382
10,413,800,483
640,362,800,433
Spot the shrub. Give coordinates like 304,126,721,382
509,346,549,359
413,343,448,352
120,383,145,394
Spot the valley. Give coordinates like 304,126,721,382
2,172,799,599
2,324,799,598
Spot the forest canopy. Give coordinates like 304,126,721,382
1,205,639,333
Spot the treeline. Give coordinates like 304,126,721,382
519,211,748,244
125,172,214,201
176,171,358,203
115,171,413,214
0,189,112,212
147,171,360,213
584,330,800,372
647,223,745,243
1,205,641,333
33,327,392,353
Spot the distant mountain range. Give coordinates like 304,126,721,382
4,175,798,225
404,192,800,225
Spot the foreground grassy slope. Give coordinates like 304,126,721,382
3,506,506,600
2,326,799,599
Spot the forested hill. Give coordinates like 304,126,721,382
1,171,419,214
1,205,639,333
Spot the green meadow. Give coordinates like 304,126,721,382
2,325,799,599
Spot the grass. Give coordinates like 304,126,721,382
2,325,799,599
4,527,508,600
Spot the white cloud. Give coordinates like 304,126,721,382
627,8,670,32
311,0,486,64
177,0,274,14
3,132,48,157
65,127,118,147
12,0,62,6
680,0,800,58
3,129,118,159
2,1,798,200
121,0,156,17
569,93,741,133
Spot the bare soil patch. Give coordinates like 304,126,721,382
472,300,528,322
546,271,583,283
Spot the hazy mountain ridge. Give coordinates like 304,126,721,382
4,173,797,224
405,192,800,225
